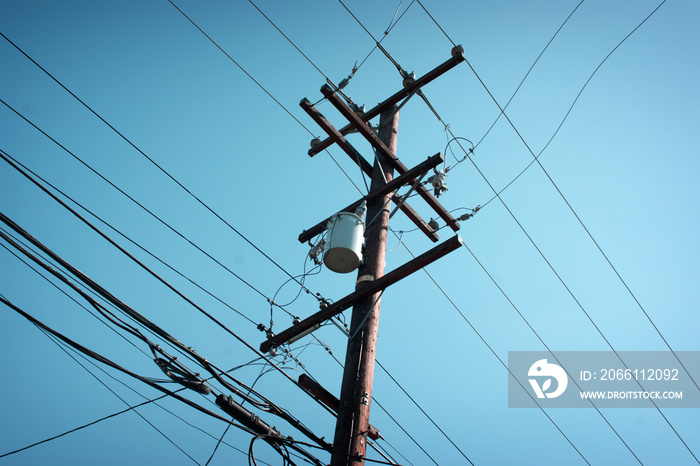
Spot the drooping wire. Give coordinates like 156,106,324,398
418,2,697,461
269,249,323,330
473,0,585,150
474,3,700,400
443,136,474,171
480,0,671,210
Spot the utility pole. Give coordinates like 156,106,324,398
260,44,467,466
331,108,399,465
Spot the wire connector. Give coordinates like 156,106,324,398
309,238,326,265
456,205,481,221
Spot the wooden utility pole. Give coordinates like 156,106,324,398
261,44,466,465
331,107,399,465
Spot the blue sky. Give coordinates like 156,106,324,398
1,1,698,465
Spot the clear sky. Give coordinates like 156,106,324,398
1,1,698,465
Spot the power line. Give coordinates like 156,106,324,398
0,99,281,307
394,238,592,465
416,2,698,463
375,359,474,465
0,149,260,327
166,0,315,136
0,296,237,426
0,212,338,446
415,0,455,47
0,393,166,459
0,30,326,311
39,327,202,465
246,0,330,83
160,7,457,461
474,0,699,398
473,0,586,150
456,241,643,464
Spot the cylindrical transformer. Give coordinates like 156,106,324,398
324,212,364,273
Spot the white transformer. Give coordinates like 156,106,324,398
323,211,364,273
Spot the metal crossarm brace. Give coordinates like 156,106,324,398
260,234,463,353
300,99,439,242
298,152,445,244
308,46,466,156
321,85,460,233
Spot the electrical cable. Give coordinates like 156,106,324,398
353,0,416,78
415,0,455,47
392,235,591,465
0,392,167,460
166,0,314,136
413,4,698,463
0,149,259,326
0,240,150,357
205,423,233,466
456,241,644,464
475,0,699,401
375,359,474,465
0,31,324,305
417,3,698,462
0,296,238,426
0,214,337,448
473,0,585,150
480,0,672,211
246,0,330,84
38,327,203,465
0,100,283,313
